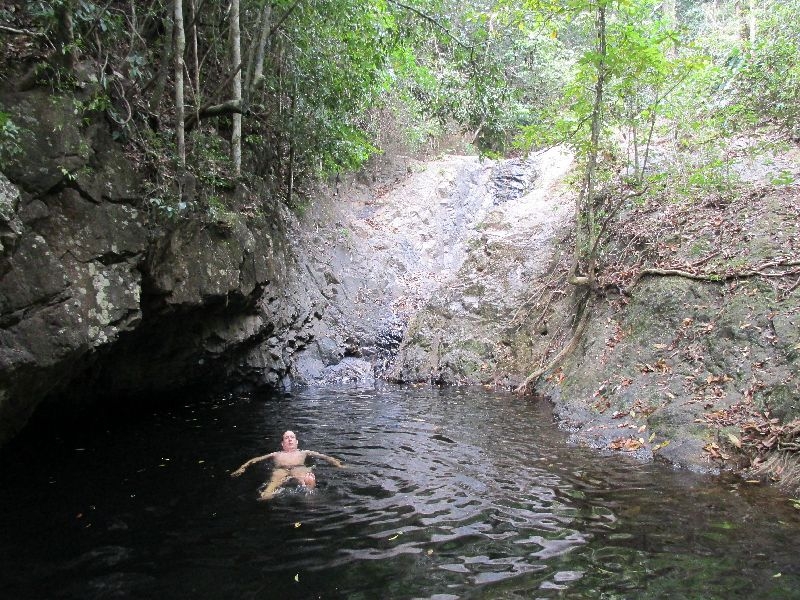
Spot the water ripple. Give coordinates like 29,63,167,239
2,387,800,599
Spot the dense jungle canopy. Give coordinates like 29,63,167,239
2,1,798,181
1,0,799,299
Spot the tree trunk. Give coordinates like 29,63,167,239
249,3,273,96
148,7,174,113
571,2,607,288
663,0,677,56
736,0,756,47
190,0,201,127
54,0,77,72
663,0,676,27
231,0,242,175
129,0,138,55
175,0,186,168
287,80,297,206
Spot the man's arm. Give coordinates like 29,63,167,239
230,452,275,477
306,450,344,468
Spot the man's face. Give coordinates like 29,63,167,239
282,431,298,451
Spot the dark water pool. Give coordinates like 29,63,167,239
1,386,799,599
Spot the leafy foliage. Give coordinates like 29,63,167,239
730,1,800,136
0,111,22,167
1,0,796,208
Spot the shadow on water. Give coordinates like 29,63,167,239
1,385,800,599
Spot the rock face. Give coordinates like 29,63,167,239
0,89,325,446
288,150,574,389
387,150,575,386
370,140,800,476
532,274,799,470
539,187,800,474
2,85,798,482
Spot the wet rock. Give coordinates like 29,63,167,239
489,158,537,205
0,172,23,259
385,148,575,386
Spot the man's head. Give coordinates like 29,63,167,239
281,430,298,451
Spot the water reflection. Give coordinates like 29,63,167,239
1,386,799,599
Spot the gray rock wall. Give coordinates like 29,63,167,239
379,146,800,476
0,90,325,446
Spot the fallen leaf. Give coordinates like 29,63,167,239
726,432,742,448
609,438,643,452
703,443,730,460
653,440,671,451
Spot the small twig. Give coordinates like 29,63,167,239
386,0,473,50
83,0,115,41
785,275,800,296
586,186,648,264
0,24,43,36
109,78,133,126
689,251,720,268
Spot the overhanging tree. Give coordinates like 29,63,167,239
514,0,700,391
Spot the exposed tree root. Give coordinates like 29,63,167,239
515,292,592,396
515,257,799,397
628,260,800,289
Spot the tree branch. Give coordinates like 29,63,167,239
184,62,243,131
386,0,472,50
0,24,44,36
270,0,302,38
196,99,242,118
586,187,648,266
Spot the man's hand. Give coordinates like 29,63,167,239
231,467,245,477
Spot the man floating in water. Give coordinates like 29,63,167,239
231,430,344,500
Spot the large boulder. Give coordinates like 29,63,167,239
0,89,326,446
0,174,146,443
